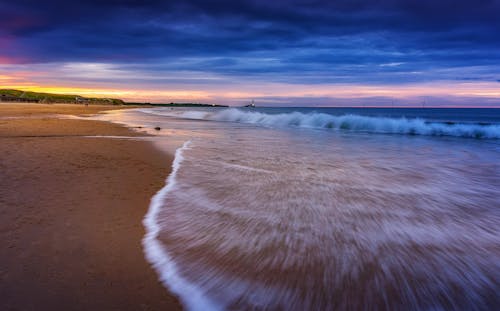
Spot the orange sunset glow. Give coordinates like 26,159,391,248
2,69,500,106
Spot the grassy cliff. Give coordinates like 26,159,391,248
0,89,125,105
0,89,228,107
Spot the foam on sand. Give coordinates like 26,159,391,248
142,141,221,311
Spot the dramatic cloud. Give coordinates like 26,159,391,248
1,0,499,105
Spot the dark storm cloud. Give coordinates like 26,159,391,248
1,0,499,83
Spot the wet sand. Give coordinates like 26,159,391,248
0,103,182,310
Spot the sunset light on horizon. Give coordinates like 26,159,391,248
1,65,500,106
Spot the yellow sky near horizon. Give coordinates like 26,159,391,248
2,72,500,105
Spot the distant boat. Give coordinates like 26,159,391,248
244,100,256,108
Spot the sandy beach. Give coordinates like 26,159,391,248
0,104,181,310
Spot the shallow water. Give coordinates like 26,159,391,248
94,107,500,310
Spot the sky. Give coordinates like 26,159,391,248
1,0,500,106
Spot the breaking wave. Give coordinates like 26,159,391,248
142,108,500,139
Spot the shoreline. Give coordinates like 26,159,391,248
0,103,182,310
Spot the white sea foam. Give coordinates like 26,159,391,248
142,141,222,311
143,108,500,138
148,131,500,310
95,108,499,310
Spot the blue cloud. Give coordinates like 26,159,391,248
1,0,499,86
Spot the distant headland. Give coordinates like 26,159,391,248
0,89,228,107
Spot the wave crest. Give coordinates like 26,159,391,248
143,108,500,139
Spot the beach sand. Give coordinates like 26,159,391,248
0,104,182,310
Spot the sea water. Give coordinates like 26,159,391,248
93,107,500,310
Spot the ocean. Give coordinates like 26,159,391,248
93,107,500,310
